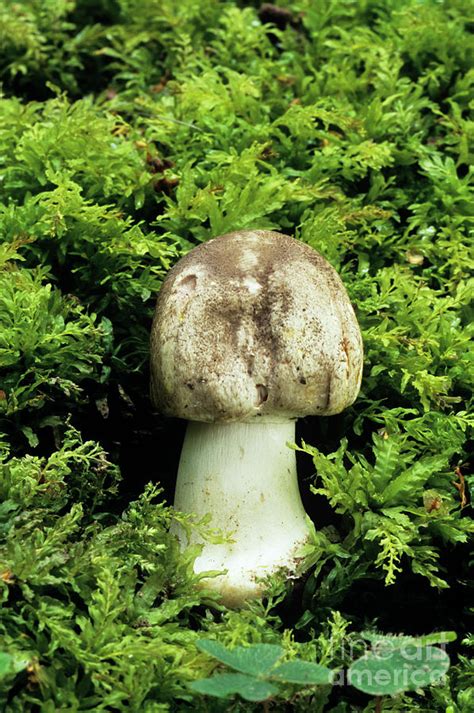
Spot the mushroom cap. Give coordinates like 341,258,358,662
150,230,363,422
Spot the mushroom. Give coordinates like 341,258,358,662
150,230,363,607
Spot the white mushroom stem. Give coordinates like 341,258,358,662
173,419,312,607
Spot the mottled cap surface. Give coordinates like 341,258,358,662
150,230,363,422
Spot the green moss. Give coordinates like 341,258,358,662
0,265,110,420
0,0,472,710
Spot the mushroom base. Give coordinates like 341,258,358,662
173,420,312,607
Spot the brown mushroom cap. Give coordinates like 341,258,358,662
150,230,363,422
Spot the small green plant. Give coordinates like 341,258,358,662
190,633,454,708
347,632,454,700
297,432,474,596
190,640,334,702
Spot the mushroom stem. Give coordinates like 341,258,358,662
173,419,311,607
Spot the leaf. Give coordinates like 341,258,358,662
189,672,279,701
270,660,334,685
372,434,400,492
416,632,457,646
20,426,39,449
362,631,457,648
348,645,450,696
382,455,448,506
196,640,284,676
0,651,29,679
0,652,14,678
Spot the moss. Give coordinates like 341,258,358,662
0,0,472,710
